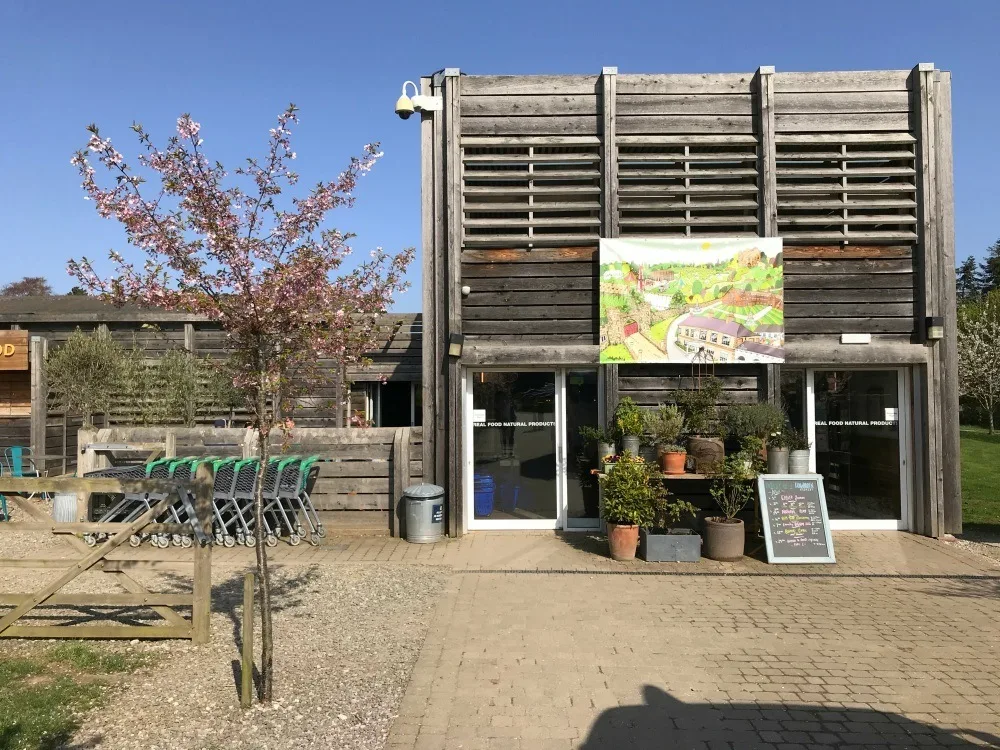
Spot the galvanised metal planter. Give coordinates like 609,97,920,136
639,528,701,562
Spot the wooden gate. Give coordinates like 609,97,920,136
0,469,213,641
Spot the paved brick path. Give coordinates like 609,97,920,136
375,534,1000,749
81,530,1000,747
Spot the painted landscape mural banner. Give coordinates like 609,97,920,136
599,237,784,364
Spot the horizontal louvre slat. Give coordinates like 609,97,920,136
463,140,602,250
775,133,917,245
618,137,760,238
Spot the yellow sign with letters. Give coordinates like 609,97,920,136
0,331,29,371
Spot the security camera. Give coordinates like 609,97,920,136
395,80,444,120
396,81,418,120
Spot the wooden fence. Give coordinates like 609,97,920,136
79,426,425,535
0,469,213,641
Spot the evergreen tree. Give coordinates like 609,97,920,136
956,255,982,301
978,239,1000,294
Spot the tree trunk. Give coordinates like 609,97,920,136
254,389,274,703
990,408,995,435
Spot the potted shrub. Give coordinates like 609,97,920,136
787,428,812,474
640,492,700,562
598,451,656,561
579,424,617,468
766,429,790,474
677,378,725,473
614,397,646,456
647,403,687,475
704,446,761,561
720,402,786,457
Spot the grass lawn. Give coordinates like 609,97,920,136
960,425,1000,536
0,642,151,750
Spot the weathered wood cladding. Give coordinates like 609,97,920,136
425,65,958,536
455,69,925,346
618,364,761,407
0,309,421,438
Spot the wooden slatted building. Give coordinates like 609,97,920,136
0,298,422,473
419,65,959,538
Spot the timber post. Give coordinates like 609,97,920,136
241,572,254,708
29,336,48,476
191,462,214,645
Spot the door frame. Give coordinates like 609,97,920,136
805,367,913,531
462,367,601,533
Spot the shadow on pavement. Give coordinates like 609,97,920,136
580,685,1000,749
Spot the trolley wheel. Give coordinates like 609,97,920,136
244,535,256,548
128,534,142,548
295,525,306,538
171,534,183,547
97,533,109,543
265,534,278,548
309,537,320,547
180,535,193,549
84,534,97,547
316,525,327,539
157,534,170,548
223,535,237,548
288,533,301,546
214,532,224,545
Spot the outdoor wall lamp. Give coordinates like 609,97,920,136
395,81,443,120
448,333,465,358
926,316,945,341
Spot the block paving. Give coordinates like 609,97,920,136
104,530,1000,747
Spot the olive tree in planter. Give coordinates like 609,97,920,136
677,378,725,473
704,446,762,561
614,397,646,456
598,452,655,561
787,428,812,474
648,403,687,475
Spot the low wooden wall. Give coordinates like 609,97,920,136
78,426,425,535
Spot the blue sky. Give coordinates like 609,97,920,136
1,0,997,310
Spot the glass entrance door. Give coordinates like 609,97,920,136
464,369,600,530
807,369,911,530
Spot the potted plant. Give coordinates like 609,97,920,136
720,402,786,456
766,429,790,474
614,397,646,456
647,403,687,475
598,451,656,561
704,445,760,561
579,424,617,468
787,428,812,474
640,492,701,562
677,378,725,473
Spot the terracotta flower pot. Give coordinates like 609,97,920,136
606,522,640,561
660,450,687,475
702,517,745,562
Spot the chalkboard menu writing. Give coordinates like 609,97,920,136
757,475,836,564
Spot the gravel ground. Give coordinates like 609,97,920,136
948,535,1000,566
0,528,448,750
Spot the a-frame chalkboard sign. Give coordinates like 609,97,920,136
757,474,836,564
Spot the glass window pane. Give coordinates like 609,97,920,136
814,370,901,520
472,371,557,521
565,370,600,527
781,369,805,433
